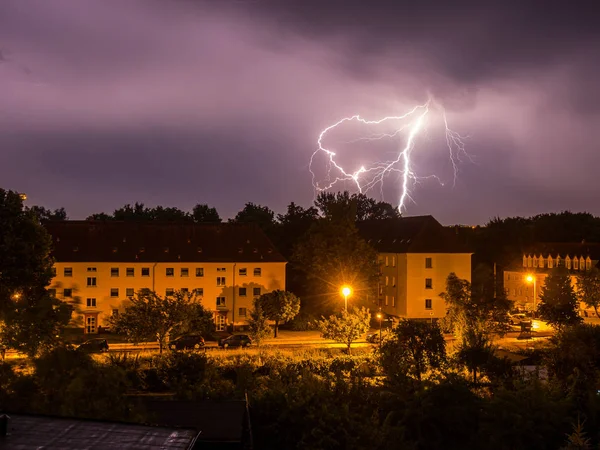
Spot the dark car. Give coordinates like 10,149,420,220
77,338,109,353
168,334,205,351
218,334,252,349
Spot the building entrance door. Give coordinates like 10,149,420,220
85,314,98,334
216,314,226,332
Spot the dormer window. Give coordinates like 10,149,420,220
566,256,571,269
548,256,554,269
164,247,169,253
556,256,562,267
533,257,538,268
523,255,527,268
580,257,586,270
586,257,592,270
527,256,532,267
574,258,579,270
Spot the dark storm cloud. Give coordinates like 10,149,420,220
1,0,599,224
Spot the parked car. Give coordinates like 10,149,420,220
76,338,109,353
509,313,527,325
218,334,252,349
366,333,380,344
168,334,205,351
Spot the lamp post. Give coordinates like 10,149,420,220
341,286,352,312
376,311,383,346
525,274,537,313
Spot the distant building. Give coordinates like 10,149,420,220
44,221,287,334
503,242,600,314
358,216,472,320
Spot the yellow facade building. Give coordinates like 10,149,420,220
44,221,287,334
503,242,600,314
359,216,472,320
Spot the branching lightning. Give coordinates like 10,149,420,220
309,97,470,212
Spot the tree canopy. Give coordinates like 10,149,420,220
317,306,371,354
576,267,600,318
259,290,300,337
538,268,582,329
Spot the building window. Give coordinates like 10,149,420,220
556,256,561,267
48,288,56,297
64,288,72,298
166,288,174,296
142,267,150,277
166,268,174,277
64,267,73,277
112,309,119,317
506,274,510,281
548,257,553,268
217,277,226,286
239,288,247,297
217,267,226,272
580,257,585,270
425,299,432,309
392,276,396,287
513,288,517,296
254,268,262,277
574,258,579,270
533,257,538,268
110,288,119,298
86,316,96,334
217,296,226,307
385,295,389,305
385,276,389,286
126,268,134,277
566,258,571,269
239,307,247,317
239,268,247,276
181,268,189,277
126,288,134,297
111,267,119,277
253,287,261,297
86,277,96,287
392,256,396,267
528,256,532,267
523,256,527,268
425,278,433,289
87,267,97,272
586,259,592,270
392,296,396,307
385,256,389,266
86,298,96,308
194,288,204,296
425,258,432,268
196,268,204,277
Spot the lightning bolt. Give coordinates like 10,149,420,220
309,97,470,212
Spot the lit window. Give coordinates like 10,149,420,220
166,268,174,277
425,278,433,289
86,298,96,307
392,296,396,307
385,276,389,286
425,258,432,269
126,288,134,297
194,288,204,296
587,259,592,270
110,288,119,298
533,257,538,268
548,257,553,268
566,258,571,269
64,267,73,277
141,267,150,277
166,288,174,296
385,295,388,305
239,307,247,317
574,258,579,270
87,277,96,287
181,268,189,277
385,256,389,266
64,288,72,298
239,268,247,276
425,299,432,309
239,288,247,296
253,287,261,297
126,268,134,277
254,268,262,277
111,267,119,277
217,277,226,286
196,268,204,277
217,296,226,307
392,277,396,287
392,256,396,267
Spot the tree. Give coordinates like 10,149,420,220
293,217,379,314
314,191,400,222
317,306,371,354
230,202,276,233
110,290,200,353
259,290,300,338
87,203,192,222
0,189,71,355
538,268,582,329
379,319,446,382
192,204,221,223
440,268,512,341
27,206,68,221
576,267,600,318
247,299,271,345
455,327,496,384
171,302,215,338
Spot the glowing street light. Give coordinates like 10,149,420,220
341,285,352,311
525,274,537,312
376,311,383,346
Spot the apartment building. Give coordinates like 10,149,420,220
44,221,287,334
503,242,600,313
358,215,472,320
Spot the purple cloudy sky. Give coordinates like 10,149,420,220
1,0,599,224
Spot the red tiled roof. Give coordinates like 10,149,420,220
44,221,287,263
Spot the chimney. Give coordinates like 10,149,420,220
0,414,10,437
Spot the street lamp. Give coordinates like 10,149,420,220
525,274,537,313
376,312,383,345
341,286,352,311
